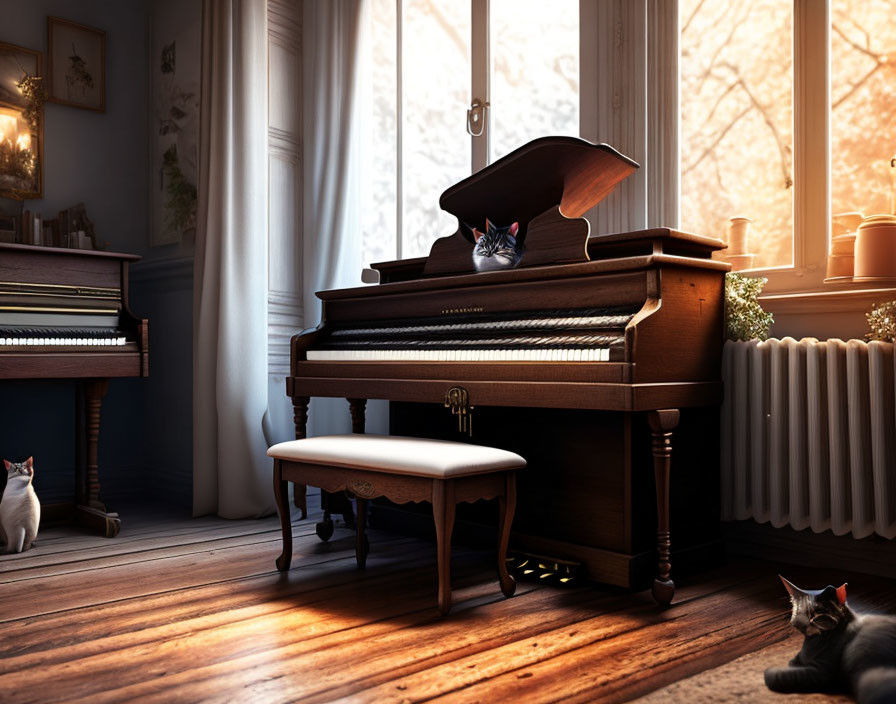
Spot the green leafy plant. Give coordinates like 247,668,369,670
724,273,774,341
162,144,197,233
866,300,896,342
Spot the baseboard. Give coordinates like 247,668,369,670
723,520,896,580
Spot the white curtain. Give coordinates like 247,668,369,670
303,0,388,437
193,0,271,518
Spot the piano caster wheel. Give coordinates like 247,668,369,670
316,518,335,542
652,578,675,606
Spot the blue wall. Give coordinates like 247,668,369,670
0,0,193,510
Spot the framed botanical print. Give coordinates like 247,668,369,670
47,16,106,112
0,41,43,199
150,0,200,246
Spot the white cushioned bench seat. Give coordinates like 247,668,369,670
266,434,526,478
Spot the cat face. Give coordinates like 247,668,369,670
469,219,522,272
4,457,34,481
780,575,849,636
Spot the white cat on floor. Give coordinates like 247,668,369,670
1,457,40,553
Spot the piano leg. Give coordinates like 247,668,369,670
314,398,366,541
648,408,680,606
343,398,367,529
291,396,309,520
355,497,369,569
75,379,120,538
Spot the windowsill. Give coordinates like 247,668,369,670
758,284,896,340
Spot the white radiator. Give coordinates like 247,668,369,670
721,338,896,539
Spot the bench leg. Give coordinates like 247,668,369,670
273,459,292,571
432,479,456,615
497,473,517,598
355,498,370,569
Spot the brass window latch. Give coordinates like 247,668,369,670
466,99,489,137
444,386,474,436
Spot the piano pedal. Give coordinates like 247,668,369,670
506,552,582,586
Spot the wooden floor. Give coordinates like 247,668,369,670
2,497,895,703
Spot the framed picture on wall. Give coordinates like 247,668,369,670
47,16,105,112
149,0,200,246
0,41,43,199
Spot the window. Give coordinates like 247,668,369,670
830,0,896,219
488,0,579,163
680,0,794,270
359,0,580,267
680,0,896,291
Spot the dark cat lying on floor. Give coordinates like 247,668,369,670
765,576,896,704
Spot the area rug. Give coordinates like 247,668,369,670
631,635,853,704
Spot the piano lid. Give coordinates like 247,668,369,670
439,136,638,226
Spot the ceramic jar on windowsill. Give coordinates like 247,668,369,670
854,214,896,282
722,216,756,271
825,212,863,281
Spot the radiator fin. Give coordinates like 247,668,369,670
721,338,896,539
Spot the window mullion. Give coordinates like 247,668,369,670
793,0,830,280
471,0,489,172
396,0,403,260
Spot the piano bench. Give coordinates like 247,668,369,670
267,434,526,615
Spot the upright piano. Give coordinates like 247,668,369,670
0,243,149,537
287,137,728,604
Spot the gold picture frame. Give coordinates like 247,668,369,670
0,41,43,200
47,16,106,112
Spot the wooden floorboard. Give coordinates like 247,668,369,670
1,503,893,703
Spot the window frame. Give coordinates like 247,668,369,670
388,0,587,259
675,0,888,297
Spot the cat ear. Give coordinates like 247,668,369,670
779,575,803,597
472,228,484,243
485,218,493,232
3,459,9,470
836,583,848,605
509,222,519,236
24,457,33,469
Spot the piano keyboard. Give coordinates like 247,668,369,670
307,347,613,361
306,307,633,362
0,327,128,347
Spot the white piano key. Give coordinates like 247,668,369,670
304,347,615,362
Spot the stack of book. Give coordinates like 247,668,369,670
0,214,16,243
6,204,101,250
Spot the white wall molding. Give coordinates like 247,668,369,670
583,0,647,235
268,0,302,379
646,0,678,229
582,0,676,235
